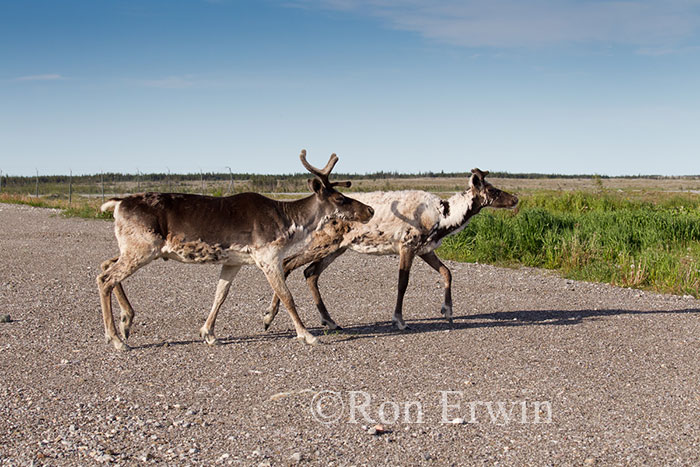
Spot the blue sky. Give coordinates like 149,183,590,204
1,0,699,176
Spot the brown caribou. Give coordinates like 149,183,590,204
97,150,374,350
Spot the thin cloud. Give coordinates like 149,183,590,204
294,0,700,48
15,74,65,81
636,45,700,56
130,73,309,90
636,47,678,56
137,76,195,89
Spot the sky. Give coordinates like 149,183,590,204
1,0,700,177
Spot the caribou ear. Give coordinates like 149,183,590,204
471,168,489,178
469,170,483,190
308,178,324,195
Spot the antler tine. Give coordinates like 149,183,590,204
299,149,326,177
299,150,340,186
320,153,339,176
299,149,316,175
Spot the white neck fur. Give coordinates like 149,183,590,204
437,189,479,232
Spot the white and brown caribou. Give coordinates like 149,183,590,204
264,169,518,331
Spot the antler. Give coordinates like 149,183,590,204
299,149,352,188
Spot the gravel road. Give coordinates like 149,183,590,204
1,202,699,465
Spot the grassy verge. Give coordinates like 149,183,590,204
0,194,113,220
439,191,700,297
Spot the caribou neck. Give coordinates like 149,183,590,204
281,195,329,231
437,189,483,235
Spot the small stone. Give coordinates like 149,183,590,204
269,392,292,401
0,314,10,323
95,454,114,463
289,452,302,463
367,424,386,435
451,417,465,425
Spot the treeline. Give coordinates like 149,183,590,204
2,171,698,187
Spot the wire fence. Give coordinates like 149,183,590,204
0,171,322,204
0,168,490,204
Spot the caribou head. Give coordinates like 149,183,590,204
300,149,374,223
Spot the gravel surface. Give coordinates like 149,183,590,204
1,202,699,465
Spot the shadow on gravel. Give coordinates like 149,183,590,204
330,308,700,342
129,331,296,349
123,308,700,347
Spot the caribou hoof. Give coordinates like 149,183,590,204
109,337,130,352
199,327,219,346
295,333,318,345
441,304,453,319
120,322,132,340
392,317,408,331
321,319,342,331
204,336,220,346
262,313,275,331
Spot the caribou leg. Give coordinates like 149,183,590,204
260,260,317,345
392,248,415,330
97,248,157,351
200,264,241,345
419,251,453,323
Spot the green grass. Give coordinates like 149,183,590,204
0,194,113,220
439,191,700,297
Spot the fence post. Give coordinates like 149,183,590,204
35,169,39,197
0,169,3,193
226,167,233,194
200,170,204,194
69,169,72,205
101,172,104,203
